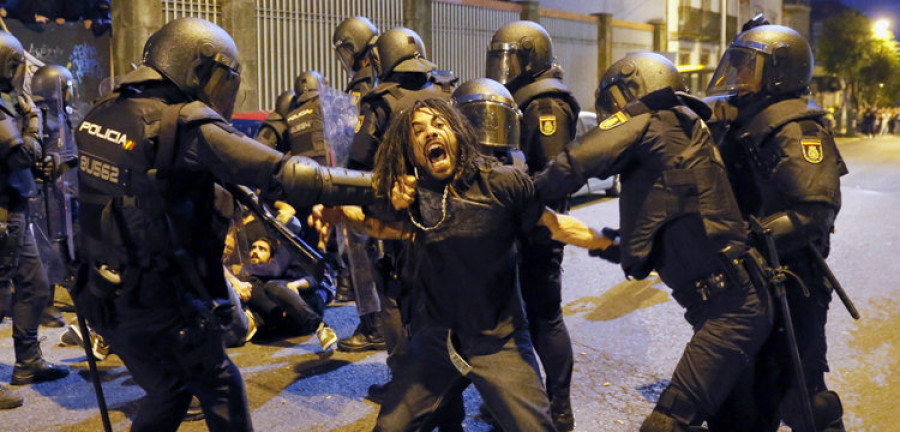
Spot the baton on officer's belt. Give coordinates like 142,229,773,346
71,268,113,432
225,184,330,281
749,216,816,432
807,244,859,320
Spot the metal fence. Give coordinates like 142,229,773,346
162,0,221,23
431,1,520,86
611,22,655,65
255,0,404,110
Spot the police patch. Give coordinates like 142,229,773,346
355,115,364,133
801,138,823,164
539,115,557,136
599,111,629,130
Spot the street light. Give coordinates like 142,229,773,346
873,19,892,40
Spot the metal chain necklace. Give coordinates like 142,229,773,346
407,183,450,232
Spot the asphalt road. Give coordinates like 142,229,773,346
0,135,897,431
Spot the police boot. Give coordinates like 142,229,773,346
780,389,846,432
334,267,355,302
640,387,708,432
11,333,69,385
551,397,575,432
338,313,386,352
0,384,23,409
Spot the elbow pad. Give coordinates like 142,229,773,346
761,206,834,254
276,156,375,208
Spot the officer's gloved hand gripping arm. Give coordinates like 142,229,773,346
758,203,835,255
188,112,375,209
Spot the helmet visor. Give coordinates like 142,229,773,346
594,83,631,119
204,63,241,119
458,100,520,151
335,44,357,73
706,47,764,97
486,45,521,85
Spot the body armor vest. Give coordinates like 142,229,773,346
732,98,846,212
364,80,453,126
286,97,331,165
512,77,580,134
612,100,746,278
346,67,376,107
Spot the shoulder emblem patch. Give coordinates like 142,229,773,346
539,115,557,136
350,91,361,106
599,111,629,130
801,138,823,164
355,115,365,133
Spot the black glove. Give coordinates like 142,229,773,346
33,154,59,181
589,227,621,264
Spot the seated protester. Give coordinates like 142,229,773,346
220,224,252,347
240,235,337,351
312,98,614,432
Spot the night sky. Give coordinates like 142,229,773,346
837,0,900,27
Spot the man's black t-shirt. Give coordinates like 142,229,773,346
406,162,544,354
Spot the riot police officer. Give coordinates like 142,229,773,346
0,31,69,410
348,26,455,401
451,78,525,168
487,20,580,431
534,52,775,431
30,64,79,328
75,18,374,431
332,16,386,352
255,89,296,150
333,16,380,105
284,71,333,165
706,24,848,431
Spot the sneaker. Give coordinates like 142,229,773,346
59,324,83,346
316,322,338,352
90,333,110,361
0,385,23,410
183,396,204,422
244,310,259,343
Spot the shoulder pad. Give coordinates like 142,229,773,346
738,99,827,149
116,66,166,89
513,78,579,111
676,92,712,121
362,82,400,101
179,101,227,126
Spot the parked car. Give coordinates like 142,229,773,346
570,111,620,198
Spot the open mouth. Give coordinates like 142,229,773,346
427,142,448,164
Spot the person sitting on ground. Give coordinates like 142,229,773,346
237,233,337,351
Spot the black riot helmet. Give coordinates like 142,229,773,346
294,71,327,104
0,31,26,93
452,78,521,153
142,17,242,118
273,90,296,117
594,52,686,119
706,24,813,103
486,21,554,87
333,16,380,74
370,27,436,82
31,64,76,107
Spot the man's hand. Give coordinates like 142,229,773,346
286,278,311,294
17,94,42,138
34,154,58,181
390,175,417,210
588,227,621,264
234,280,253,302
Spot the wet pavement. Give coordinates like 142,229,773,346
0,135,897,431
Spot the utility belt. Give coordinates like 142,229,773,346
672,246,766,308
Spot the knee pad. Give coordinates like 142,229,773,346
648,387,705,429
780,389,844,431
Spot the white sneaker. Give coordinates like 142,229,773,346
316,322,337,352
59,324,83,346
244,310,258,343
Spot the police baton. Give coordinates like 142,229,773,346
807,245,859,320
749,216,816,432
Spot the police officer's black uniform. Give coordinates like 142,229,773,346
706,24,848,432
0,31,69,410
255,89,295,150
75,18,374,431
285,71,332,165
535,53,774,432
487,21,579,430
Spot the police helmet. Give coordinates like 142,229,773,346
294,71,327,104
273,90,296,117
452,78,521,153
142,17,242,118
333,16,380,74
595,52,686,119
706,25,812,101
486,21,554,87
0,31,25,93
370,27,436,82
31,64,75,107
